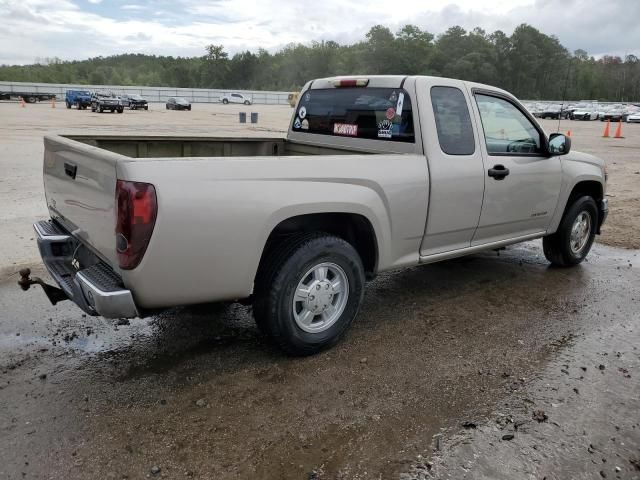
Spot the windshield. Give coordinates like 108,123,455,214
175,97,188,103
292,87,414,143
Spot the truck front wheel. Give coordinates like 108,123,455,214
543,196,598,267
253,233,365,356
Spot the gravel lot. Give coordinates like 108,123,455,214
0,101,638,479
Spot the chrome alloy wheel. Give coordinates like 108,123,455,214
292,262,349,333
570,211,592,255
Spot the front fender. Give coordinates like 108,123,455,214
547,160,605,234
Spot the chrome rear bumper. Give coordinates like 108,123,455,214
33,220,139,318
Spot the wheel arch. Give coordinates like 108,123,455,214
256,212,380,283
549,176,604,234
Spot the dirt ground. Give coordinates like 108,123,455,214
0,101,638,479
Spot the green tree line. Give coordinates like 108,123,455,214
1,23,639,101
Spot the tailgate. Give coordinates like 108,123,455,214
43,135,120,266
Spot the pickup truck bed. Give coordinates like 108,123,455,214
67,135,366,158
30,75,607,356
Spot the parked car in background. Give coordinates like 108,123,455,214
91,92,124,113
220,93,252,105
120,94,148,110
622,105,640,122
166,97,191,110
65,90,92,109
627,110,640,123
538,104,569,120
572,104,599,121
599,105,625,122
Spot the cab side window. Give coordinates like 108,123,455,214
475,94,542,155
430,86,475,155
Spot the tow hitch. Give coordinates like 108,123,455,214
18,268,69,305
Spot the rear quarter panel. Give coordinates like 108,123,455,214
117,154,429,309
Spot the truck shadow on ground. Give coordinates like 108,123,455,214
84,241,592,383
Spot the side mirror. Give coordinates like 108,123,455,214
548,133,571,156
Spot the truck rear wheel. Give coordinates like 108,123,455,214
253,233,365,356
543,196,598,267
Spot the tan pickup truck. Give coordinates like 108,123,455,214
24,75,608,355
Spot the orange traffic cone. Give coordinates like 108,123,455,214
51,98,56,108
614,120,624,139
20,97,26,108
602,119,610,138
566,130,572,137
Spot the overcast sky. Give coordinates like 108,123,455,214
1,0,639,65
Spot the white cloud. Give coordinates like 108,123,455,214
0,0,638,65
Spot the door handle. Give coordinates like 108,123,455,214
64,162,77,179
488,164,509,180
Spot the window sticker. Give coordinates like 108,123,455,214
301,119,309,130
377,119,393,138
293,117,301,129
298,106,307,119
304,92,311,102
396,92,405,118
333,123,358,137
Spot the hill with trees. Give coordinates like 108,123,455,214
1,23,638,101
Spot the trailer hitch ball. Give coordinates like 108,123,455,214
18,268,33,291
17,267,69,305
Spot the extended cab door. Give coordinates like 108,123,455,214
468,90,562,245
418,79,486,256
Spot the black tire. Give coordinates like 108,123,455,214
244,100,250,105
66,102,71,109
187,105,191,111
543,196,598,267
26,96,37,103
144,105,148,110
222,99,229,104
117,108,123,113
253,233,365,356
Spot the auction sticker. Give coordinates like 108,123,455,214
385,107,396,120
333,123,358,137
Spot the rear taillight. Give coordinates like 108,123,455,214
115,180,157,270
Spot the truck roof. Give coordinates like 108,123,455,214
307,75,513,99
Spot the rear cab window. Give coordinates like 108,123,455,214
430,86,475,155
292,88,415,143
